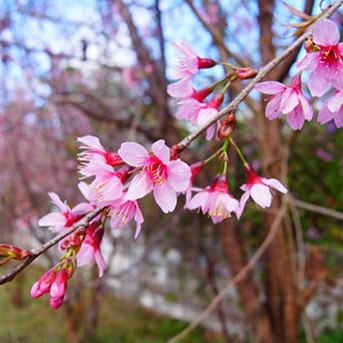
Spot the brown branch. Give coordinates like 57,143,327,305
185,0,247,66
0,207,105,285
175,0,343,152
292,197,343,221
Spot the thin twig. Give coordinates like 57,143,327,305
292,197,343,221
175,0,343,152
167,198,288,343
0,207,105,285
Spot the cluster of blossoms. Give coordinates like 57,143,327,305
255,19,343,129
13,16,343,312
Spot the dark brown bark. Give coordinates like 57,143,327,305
219,222,276,343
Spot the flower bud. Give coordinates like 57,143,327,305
236,67,258,80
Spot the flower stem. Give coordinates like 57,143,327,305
229,137,248,167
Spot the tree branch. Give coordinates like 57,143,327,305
175,0,343,152
0,207,105,285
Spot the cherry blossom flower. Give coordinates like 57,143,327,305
118,140,191,213
38,192,93,231
297,19,343,96
255,74,313,130
167,41,216,98
77,224,106,277
77,135,123,168
318,89,343,128
186,174,240,223
109,193,144,239
237,166,287,217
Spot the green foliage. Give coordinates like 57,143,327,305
0,268,221,343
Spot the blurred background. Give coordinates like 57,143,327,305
1,0,343,342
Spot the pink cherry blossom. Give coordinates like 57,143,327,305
237,166,287,217
167,41,216,98
77,224,106,277
186,174,240,223
109,193,144,239
38,192,93,231
77,135,123,168
318,90,343,128
255,74,313,130
118,140,191,213
297,19,343,96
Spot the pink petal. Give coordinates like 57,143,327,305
298,93,313,121
48,192,70,213
151,140,170,164
78,182,91,201
77,135,105,152
167,76,194,98
72,203,93,213
133,203,144,239
94,251,106,278
175,98,203,123
237,191,250,219
296,52,320,71
167,160,191,192
89,176,123,203
153,182,177,213
126,173,153,200
327,91,343,113
187,191,209,210
197,107,218,125
224,196,239,214
308,65,329,97
205,124,216,141
173,40,197,59
287,106,305,130
289,73,301,89
313,19,339,46
38,213,66,227
334,108,343,128
318,100,335,124
262,178,288,193
250,184,272,208
255,81,285,94
265,95,282,120
280,88,299,114
77,244,94,267
118,142,148,166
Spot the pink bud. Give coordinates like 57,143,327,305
50,269,68,299
50,296,64,309
31,269,57,298
198,57,216,69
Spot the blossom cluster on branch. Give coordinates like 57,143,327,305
0,14,342,311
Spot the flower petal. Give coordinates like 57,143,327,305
255,81,285,95
287,106,305,130
168,160,191,192
318,99,335,125
265,95,283,120
153,182,177,213
262,178,288,193
118,142,148,166
313,19,339,46
186,191,208,210
151,140,170,164
167,76,194,99
38,213,66,227
308,65,329,97
126,173,153,200
280,88,299,114
296,52,320,71
250,184,272,208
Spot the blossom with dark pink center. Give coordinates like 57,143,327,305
38,192,93,231
255,74,313,130
118,140,191,213
77,224,106,277
109,193,144,239
186,174,240,223
318,89,343,128
237,166,287,217
297,19,343,96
